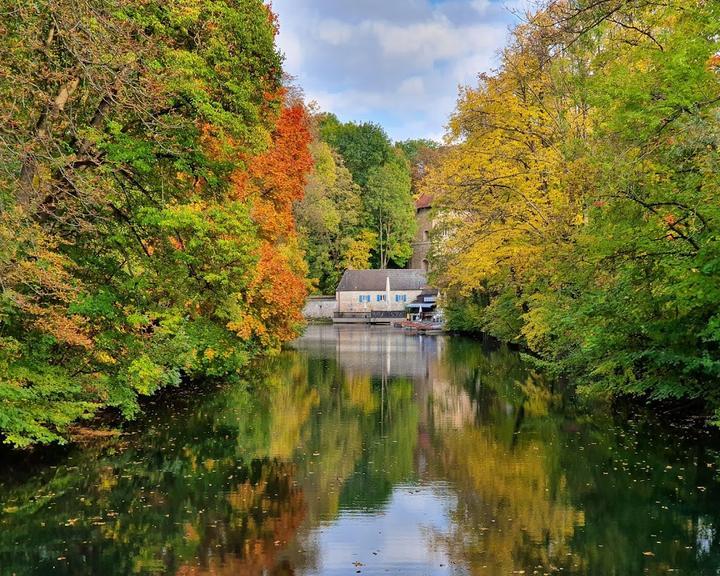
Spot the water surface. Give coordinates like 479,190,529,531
2,325,720,575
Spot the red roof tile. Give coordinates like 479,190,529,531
415,193,433,210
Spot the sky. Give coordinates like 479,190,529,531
271,0,534,142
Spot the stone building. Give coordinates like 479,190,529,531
334,269,427,323
410,193,433,271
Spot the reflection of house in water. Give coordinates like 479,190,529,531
292,325,475,431
293,324,442,380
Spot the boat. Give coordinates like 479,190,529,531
400,316,445,335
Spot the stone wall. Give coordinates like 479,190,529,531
303,297,337,320
410,206,432,270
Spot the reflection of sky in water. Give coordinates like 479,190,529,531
696,516,715,556
305,483,462,575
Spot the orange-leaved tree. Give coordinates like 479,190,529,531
227,101,314,348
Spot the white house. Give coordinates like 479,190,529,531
334,269,427,323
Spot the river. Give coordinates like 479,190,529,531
1,325,719,575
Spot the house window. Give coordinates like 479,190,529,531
376,294,386,302
395,294,407,303
359,295,371,303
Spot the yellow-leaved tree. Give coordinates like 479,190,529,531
426,16,592,342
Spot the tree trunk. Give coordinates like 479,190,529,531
18,77,80,209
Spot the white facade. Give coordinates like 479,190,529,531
334,269,428,317
336,289,423,314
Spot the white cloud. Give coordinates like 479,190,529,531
271,0,525,141
471,0,493,15
398,76,425,97
314,19,355,45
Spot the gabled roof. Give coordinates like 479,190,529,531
415,193,433,210
337,269,427,292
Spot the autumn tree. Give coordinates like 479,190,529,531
0,0,312,447
528,0,720,409
427,13,589,341
294,141,367,293
396,139,443,194
429,0,720,419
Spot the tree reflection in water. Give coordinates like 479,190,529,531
1,326,720,575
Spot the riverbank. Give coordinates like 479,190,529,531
444,307,719,428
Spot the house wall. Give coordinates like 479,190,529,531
411,206,432,270
337,290,423,313
303,296,337,320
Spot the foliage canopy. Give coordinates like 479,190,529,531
427,0,720,418
0,0,312,446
